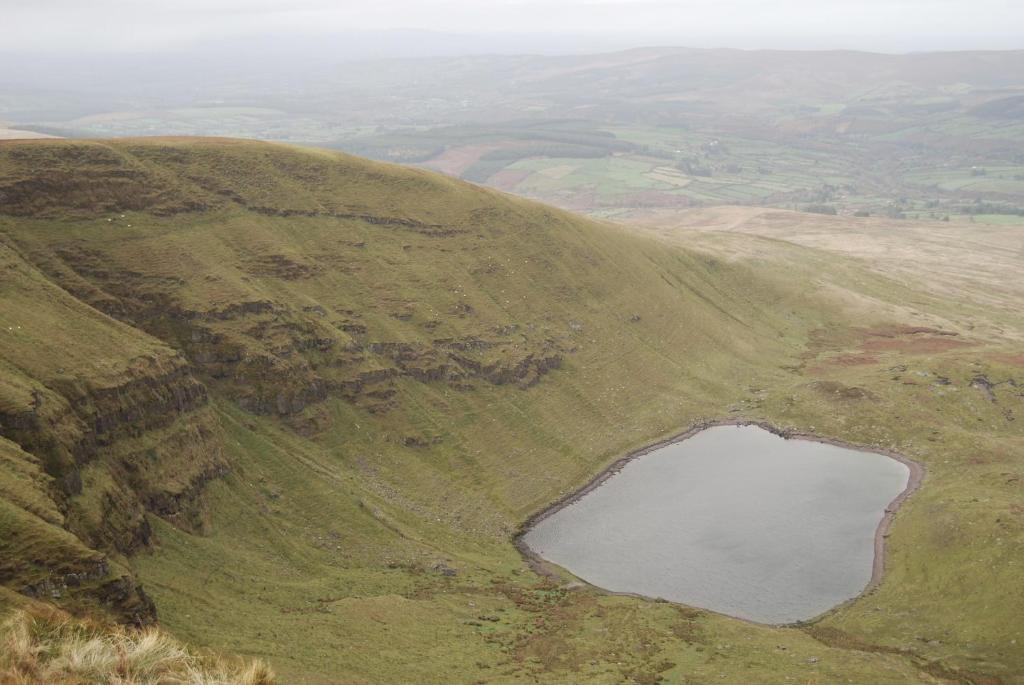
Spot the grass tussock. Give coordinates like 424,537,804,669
0,609,274,684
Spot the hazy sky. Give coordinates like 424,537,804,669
4,0,1024,54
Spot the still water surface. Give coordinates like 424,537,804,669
523,425,910,623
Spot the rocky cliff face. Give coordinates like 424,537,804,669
0,239,222,624
0,138,583,623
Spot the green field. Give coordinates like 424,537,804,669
388,118,1024,220
958,213,1024,224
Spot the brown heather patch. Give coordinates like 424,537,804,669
423,144,502,177
861,336,974,354
827,353,880,366
857,325,959,339
805,625,902,655
852,324,974,355
807,626,1004,685
488,168,531,190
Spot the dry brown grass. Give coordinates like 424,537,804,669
0,609,274,684
626,205,1024,330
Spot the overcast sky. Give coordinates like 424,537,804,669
4,0,1024,54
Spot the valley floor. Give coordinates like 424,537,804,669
135,208,1022,684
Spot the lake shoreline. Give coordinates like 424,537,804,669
514,418,925,627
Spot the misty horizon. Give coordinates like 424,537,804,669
4,0,1024,58
4,28,1024,59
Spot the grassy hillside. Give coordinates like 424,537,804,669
0,138,1021,683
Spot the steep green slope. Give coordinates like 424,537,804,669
0,232,216,624
0,138,1020,684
